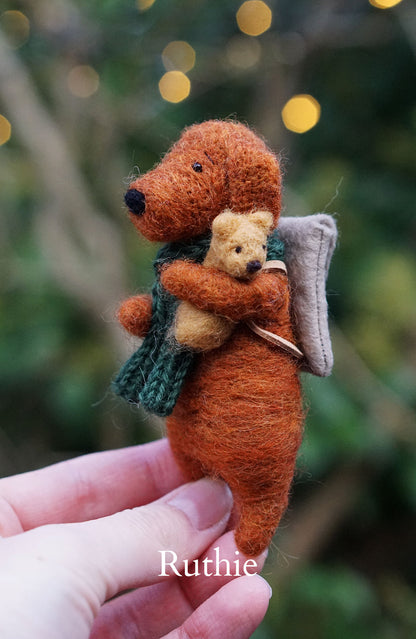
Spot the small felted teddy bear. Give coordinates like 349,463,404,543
174,209,273,351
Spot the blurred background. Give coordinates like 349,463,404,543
0,0,415,636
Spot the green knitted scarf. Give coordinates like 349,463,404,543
113,229,285,417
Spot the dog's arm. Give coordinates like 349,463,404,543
160,261,288,322
117,294,153,338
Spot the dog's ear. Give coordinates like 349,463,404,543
225,124,281,222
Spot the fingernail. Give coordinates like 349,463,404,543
256,575,273,599
259,547,269,561
167,478,233,531
241,546,269,574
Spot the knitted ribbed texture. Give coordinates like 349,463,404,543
267,227,285,262
113,233,211,416
113,228,284,416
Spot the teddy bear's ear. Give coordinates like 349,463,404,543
248,210,274,233
225,123,281,221
211,209,240,239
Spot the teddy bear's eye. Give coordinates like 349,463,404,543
235,246,242,254
192,162,203,173
262,244,266,250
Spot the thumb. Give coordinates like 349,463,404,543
68,478,233,599
0,479,232,638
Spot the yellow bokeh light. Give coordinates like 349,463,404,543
281,95,321,134
369,0,403,8
236,1,272,37
159,71,191,103
137,0,156,11
0,114,12,146
0,10,30,49
67,65,100,98
226,36,261,69
162,41,196,73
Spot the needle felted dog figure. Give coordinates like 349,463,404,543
117,120,305,556
174,209,274,352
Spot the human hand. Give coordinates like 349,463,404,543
0,439,271,639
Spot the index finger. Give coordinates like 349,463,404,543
0,438,185,533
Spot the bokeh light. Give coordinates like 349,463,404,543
0,10,30,49
162,41,196,73
281,94,321,133
226,36,261,69
137,0,156,11
159,71,191,103
0,114,12,146
369,0,403,8
67,65,100,98
236,1,272,37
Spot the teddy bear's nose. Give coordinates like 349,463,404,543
246,260,262,274
124,189,146,216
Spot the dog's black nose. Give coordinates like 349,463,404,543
246,260,262,274
124,189,146,216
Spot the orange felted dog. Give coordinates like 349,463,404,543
116,120,336,556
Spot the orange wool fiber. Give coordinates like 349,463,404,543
173,209,274,352
121,120,303,556
127,120,282,242
118,294,152,338
162,264,302,556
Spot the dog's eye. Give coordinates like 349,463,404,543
192,162,203,173
235,246,242,254
262,245,266,250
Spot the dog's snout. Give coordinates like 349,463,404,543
246,260,262,274
124,189,146,216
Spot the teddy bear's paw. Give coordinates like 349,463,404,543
175,301,235,351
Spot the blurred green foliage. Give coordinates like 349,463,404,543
0,0,415,637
